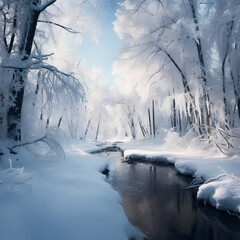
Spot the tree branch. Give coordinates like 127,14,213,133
9,135,47,151
32,0,56,13
134,0,146,13
38,20,80,34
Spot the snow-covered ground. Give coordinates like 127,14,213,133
118,131,240,217
1,129,240,240
0,139,144,240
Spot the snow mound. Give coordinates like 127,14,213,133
0,160,34,196
198,175,240,215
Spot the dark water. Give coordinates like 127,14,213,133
100,151,240,240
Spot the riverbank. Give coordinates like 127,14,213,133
117,136,240,217
99,150,240,240
0,139,144,240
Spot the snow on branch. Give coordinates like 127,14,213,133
0,53,53,69
210,127,240,155
9,135,48,151
39,64,85,102
0,54,85,103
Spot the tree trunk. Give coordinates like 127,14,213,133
221,20,234,127
188,0,211,137
178,110,182,134
152,100,156,137
84,113,93,140
138,119,146,138
95,110,102,141
148,108,152,137
172,97,176,129
58,116,62,127
7,0,55,140
7,5,40,140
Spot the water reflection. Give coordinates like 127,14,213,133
102,151,240,240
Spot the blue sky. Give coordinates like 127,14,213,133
78,1,123,86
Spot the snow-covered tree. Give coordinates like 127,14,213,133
0,0,87,141
0,0,58,140
113,0,240,141
208,0,240,127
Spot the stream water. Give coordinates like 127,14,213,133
98,150,240,240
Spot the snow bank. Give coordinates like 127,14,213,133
0,140,144,240
119,137,240,216
198,175,240,214
124,149,169,162
0,160,34,196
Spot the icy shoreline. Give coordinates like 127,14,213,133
119,140,240,217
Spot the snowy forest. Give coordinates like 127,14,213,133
0,0,240,240
1,0,240,148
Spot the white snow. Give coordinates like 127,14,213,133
1,129,240,240
119,134,240,216
0,139,144,240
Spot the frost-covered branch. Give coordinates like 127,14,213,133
9,135,48,150
155,46,191,96
8,131,65,160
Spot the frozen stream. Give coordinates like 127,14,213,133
97,150,240,240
